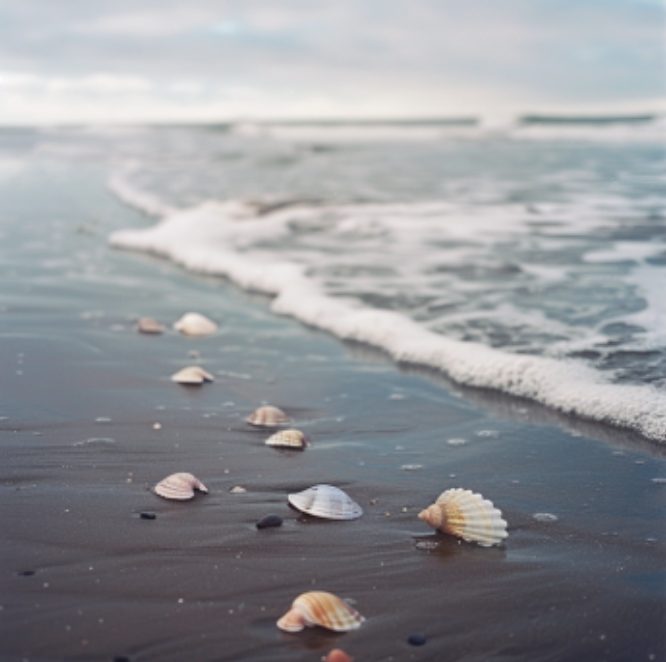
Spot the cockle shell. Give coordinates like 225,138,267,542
265,428,308,450
173,312,218,336
418,488,508,547
246,405,289,427
170,365,215,385
137,317,165,334
288,484,363,520
277,591,365,633
153,472,208,500
324,650,354,662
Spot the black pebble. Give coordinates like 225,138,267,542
256,514,283,529
18,570,35,577
140,512,157,520
113,657,130,662
407,633,427,646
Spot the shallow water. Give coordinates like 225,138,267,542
0,145,665,661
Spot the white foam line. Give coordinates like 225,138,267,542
110,203,666,443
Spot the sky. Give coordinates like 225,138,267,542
0,0,663,123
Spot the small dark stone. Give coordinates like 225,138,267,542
140,512,157,520
256,514,283,530
18,570,35,577
407,633,427,646
113,657,131,662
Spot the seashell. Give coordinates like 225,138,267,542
417,488,508,547
277,591,365,633
153,472,208,500
173,312,218,336
246,405,289,427
137,317,165,334
323,649,354,662
170,365,215,385
288,484,363,520
265,428,308,450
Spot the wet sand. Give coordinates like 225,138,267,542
1,159,665,661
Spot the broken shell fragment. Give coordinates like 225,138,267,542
246,405,289,427
265,429,308,450
277,591,365,633
173,312,218,336
288,484,363,520
170,366,215,385
137,317,165,334
153,472,208,500
418,488,508,547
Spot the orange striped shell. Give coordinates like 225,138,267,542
418,488,508,547
246,405,289,427
276,591,365,633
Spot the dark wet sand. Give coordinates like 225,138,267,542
1,159,665,661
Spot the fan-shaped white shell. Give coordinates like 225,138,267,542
137,317,165,334
173,312,218,336
276,591,365,633
265,429,308,449
288,484,363,520
153,472,208,500
419,488,508,547
246,405,289,427
170,366,215,385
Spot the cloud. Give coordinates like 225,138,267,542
0,0,662,122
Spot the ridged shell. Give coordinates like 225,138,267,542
173,312,218,336
288,484,363,520
137,317,165,334
153,472,208,500
418,488,508,547
170,365,215,385
246,405,289,427
265,429,308,450
277,591,365,633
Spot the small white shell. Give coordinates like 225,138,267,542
246,405,289,427
418,488,508,547
277,591,365,633
288,484,363,520
170,365,215,385
173,312,218,336
153,472,208,500
265,429,308,450
137,317,165,334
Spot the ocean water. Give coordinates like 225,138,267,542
3,118,666,440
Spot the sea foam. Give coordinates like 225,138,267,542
110,201,666,442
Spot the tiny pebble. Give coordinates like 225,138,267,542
408,633,427,646
256,514,283,529
140,512,157,520
18,570,35,576
400,464,423,471
152,422,162,430
113,657,131,662
230,485,247,494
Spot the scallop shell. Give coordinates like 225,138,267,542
246,405,289,427
153,472,208,500
265,429,308,450
173,312,218,336
137,317,165,334
418,488,508,547
288,484,363,520
170,366,215,385
277,591,365,633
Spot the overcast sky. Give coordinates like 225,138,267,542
0,0,663,123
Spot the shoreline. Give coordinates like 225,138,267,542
1,158,665,661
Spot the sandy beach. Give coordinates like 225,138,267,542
0,146,664,661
